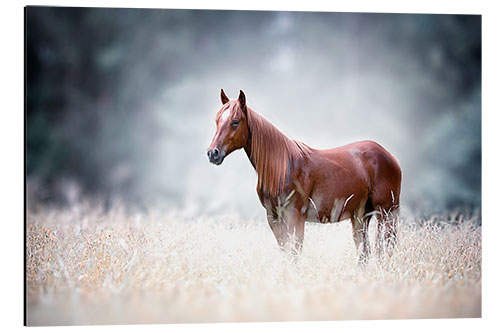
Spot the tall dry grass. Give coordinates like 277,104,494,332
26,206,481,325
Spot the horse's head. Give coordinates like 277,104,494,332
207,89,249,165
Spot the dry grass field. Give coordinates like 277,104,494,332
26,206,481,325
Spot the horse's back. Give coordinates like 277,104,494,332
319,140,397,169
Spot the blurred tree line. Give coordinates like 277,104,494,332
26,7,480,212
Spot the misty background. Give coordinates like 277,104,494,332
26,7,481,217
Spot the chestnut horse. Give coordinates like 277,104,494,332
208,89,402,263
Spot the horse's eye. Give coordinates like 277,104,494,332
231,120,240,127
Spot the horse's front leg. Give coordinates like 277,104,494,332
267,212,287,249
267,207,305,256
287,207,305,255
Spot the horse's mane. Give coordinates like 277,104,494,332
246,106,311,197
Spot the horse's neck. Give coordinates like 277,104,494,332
244,109,292,168
244,145,256,169
244,108,300,196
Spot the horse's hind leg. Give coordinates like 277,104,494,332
351,215,371,265
375,205,399,258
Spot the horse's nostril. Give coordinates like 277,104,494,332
207,150,211,158
213,148,219,159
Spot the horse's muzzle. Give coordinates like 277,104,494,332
207,148,225,165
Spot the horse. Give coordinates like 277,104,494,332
207,89,402,263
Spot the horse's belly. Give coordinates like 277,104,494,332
304,196,353,223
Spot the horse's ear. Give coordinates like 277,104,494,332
220,89,229,105
238,90,246,111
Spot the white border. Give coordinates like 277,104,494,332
2,0,499,332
